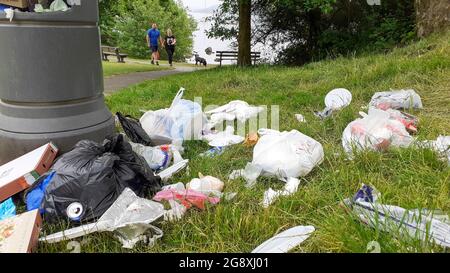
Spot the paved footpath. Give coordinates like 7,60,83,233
104,65,201,94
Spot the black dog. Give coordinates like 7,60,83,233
194,53,207,66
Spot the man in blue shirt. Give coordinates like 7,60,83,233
146,23,164,65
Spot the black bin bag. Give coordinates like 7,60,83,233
116,112,155,146
41,134,162,223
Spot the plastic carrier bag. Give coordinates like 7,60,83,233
140,88,207,142
342,109,414,156
369,89,423,110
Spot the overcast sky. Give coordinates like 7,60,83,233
179,0,232,64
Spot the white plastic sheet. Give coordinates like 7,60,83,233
252,226,315,253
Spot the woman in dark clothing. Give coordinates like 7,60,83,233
164,29,176,66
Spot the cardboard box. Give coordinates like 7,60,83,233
0,143,58,202
0,0,29,9
0,210,42,253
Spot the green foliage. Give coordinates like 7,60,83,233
99,0,197,60
207,0,416,65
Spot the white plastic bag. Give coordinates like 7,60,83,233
251,129,324,179
369,89,423,110
342,109,414,156
315,88,352,119
140,88,207,142
230,129,324,190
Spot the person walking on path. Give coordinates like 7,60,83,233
146,23,164,65
164,29,177,67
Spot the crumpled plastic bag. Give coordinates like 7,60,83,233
41,135,162,223
202,126,245,147
130,142,185,172
242,129,324,184
0,198,16,221
314,88,352,119
153,183,220,210
230,129,324,207
186,174,224,197
369,89,423,110
206,100,264,126
342,109,414,156
140,88,208,142
116,112,155,147
344,184,450,248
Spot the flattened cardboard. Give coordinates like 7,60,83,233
0,143,58,202
0,0,28,8
0,209,42,253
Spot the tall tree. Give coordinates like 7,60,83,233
238,0,252,66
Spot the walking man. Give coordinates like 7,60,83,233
146,23,164,65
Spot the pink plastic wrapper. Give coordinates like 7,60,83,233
153,188,220,210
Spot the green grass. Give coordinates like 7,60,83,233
38,30,449,253
102,61,170,77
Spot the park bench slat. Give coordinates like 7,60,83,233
215,51,261,67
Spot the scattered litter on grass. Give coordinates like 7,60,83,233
41,135,162,223
40,188,165,249
344,184,450,249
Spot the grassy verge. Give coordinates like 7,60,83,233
103,61,171,77
39,31,449,253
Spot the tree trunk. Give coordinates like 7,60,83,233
415,0,450,37
238,0,252,66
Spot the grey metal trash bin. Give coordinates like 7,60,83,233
0,0,114,164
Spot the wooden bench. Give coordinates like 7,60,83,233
216,51,261,66
101,46,128,63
